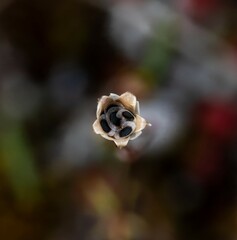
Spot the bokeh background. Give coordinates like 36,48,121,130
0,0,237,239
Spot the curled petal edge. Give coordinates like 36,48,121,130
130,131,142,140
109,93,120,101
118,92,137,113
113,138,130,148
93,119,104,135
135,101,140,114
96,96,114,118
101,133,114,141
93,119,117,141
135,115,151,132
93,120,115,141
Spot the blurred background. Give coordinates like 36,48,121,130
0,0,237,239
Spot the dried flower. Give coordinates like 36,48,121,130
93,92,151,148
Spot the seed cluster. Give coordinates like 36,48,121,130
99,103,136,139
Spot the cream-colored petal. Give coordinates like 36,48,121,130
101,133,114,141
135,115,148,132
93,119,104,135
113,138,130,148
96,96,114,118
118,92,137,113
130,131,142,140
109,93,120,101
135,101,140,114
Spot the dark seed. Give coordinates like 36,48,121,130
122,111,134,121
100,119,111,133
106,104,119,112
110,112,121,126
119,126,132,137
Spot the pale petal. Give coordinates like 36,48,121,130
101,133,114,141
135,115,148,132
113,138,130,148
135,101,140,114
118,92,137,113
130,131,142,140
109,93,120,100
96,96,113,118
92,119,104,135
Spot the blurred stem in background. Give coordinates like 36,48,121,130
0,115,41,210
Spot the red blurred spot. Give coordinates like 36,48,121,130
185,0,221,19
196,100,237,141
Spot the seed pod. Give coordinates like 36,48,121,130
92,92,151,148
